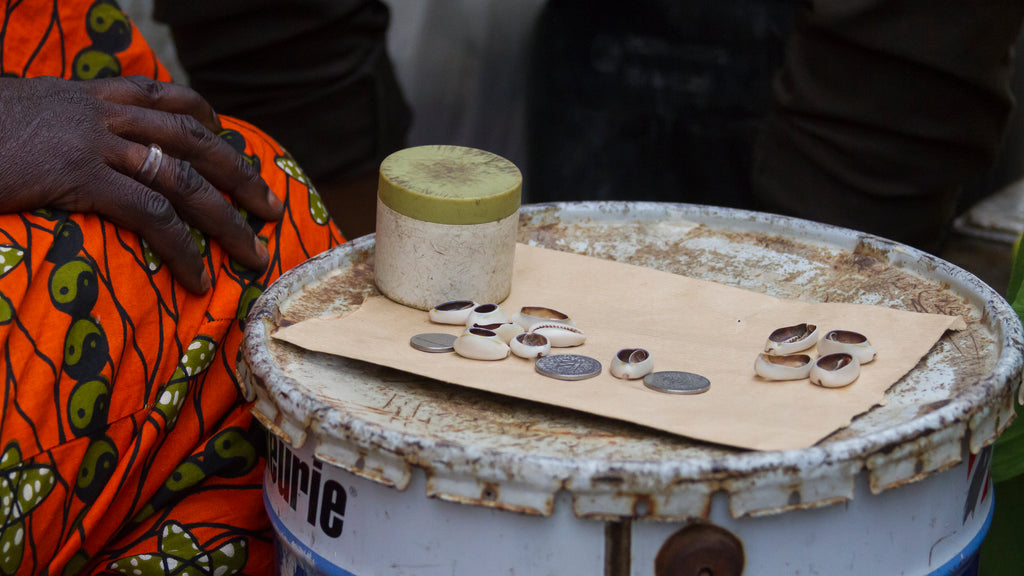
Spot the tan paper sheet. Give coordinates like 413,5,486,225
273,243,965,451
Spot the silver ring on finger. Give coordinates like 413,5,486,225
134,144,163,187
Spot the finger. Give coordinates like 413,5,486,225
106,104,284,222
82,75,221,133
127,143,271,274
78,169,212,293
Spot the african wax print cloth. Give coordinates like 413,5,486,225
0,0,343,573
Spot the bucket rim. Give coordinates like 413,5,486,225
241,201,1023,520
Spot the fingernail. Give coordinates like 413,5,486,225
255,235,270,265
266,188,284,213
211,108,221,130
201,269,212,292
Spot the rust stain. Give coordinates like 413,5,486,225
850,239,893,262
279,253,378,326
518,221,568,249
632,494,655,517
916,399,953,418
481,482,499,501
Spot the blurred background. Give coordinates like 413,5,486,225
122,0,1024,292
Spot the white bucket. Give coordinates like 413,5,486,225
265,435,992,575
239,202,1022,576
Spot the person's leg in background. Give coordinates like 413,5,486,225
526,0,791,209
752,0,1024,255
154,0,413,240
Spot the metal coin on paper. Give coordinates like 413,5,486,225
643,371,711,395
410,332,457,353
535,354,602,381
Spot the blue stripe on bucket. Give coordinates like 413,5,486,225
265,490,360,576
927,495,994,576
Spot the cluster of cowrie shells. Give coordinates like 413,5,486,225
754,323,875,388
429,301,587,361
427,301,658,380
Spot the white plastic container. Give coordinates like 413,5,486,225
374,145,522,310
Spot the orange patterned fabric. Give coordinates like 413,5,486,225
0,1,343,574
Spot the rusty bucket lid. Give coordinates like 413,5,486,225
239,202,1023,520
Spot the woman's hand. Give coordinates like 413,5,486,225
0,75,285,293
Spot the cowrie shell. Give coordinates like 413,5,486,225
818,330,875,364
453,327,509,361
754,353,813,381
809,353,860,388
764,323,819,355
473,321,524,344
530,323,586,347
429,300,477,325
510,332,551,359
466,303,508,327
513,306,575,332
610,348,654,380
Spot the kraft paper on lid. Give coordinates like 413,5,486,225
273,243,966,452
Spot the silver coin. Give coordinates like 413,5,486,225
410,332,457,353
643,371,711,394
535,354,602,381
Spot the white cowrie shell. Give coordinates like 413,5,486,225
610,348,654,380
764,323,819,355
453,327,510,361
473,321,524,344
530,323,587,347
817,330,876,364
510,332,551,358
466,303,508,327
429,300,477,325
809,353,860,388
513,306,575,332
754,353,813,381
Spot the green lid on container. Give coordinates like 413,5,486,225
378,145,522,225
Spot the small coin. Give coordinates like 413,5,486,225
535,354,602,381
410,332,457,353
643,371,711,395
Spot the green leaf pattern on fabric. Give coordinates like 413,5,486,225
180,336,216,378
275,155,330,225
0,246,24,279
108,521,248,576
154,336,217,428
141,239,162,273
0,293,12,326
0,244,24,328
0,443,56,576
274,156,308,186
